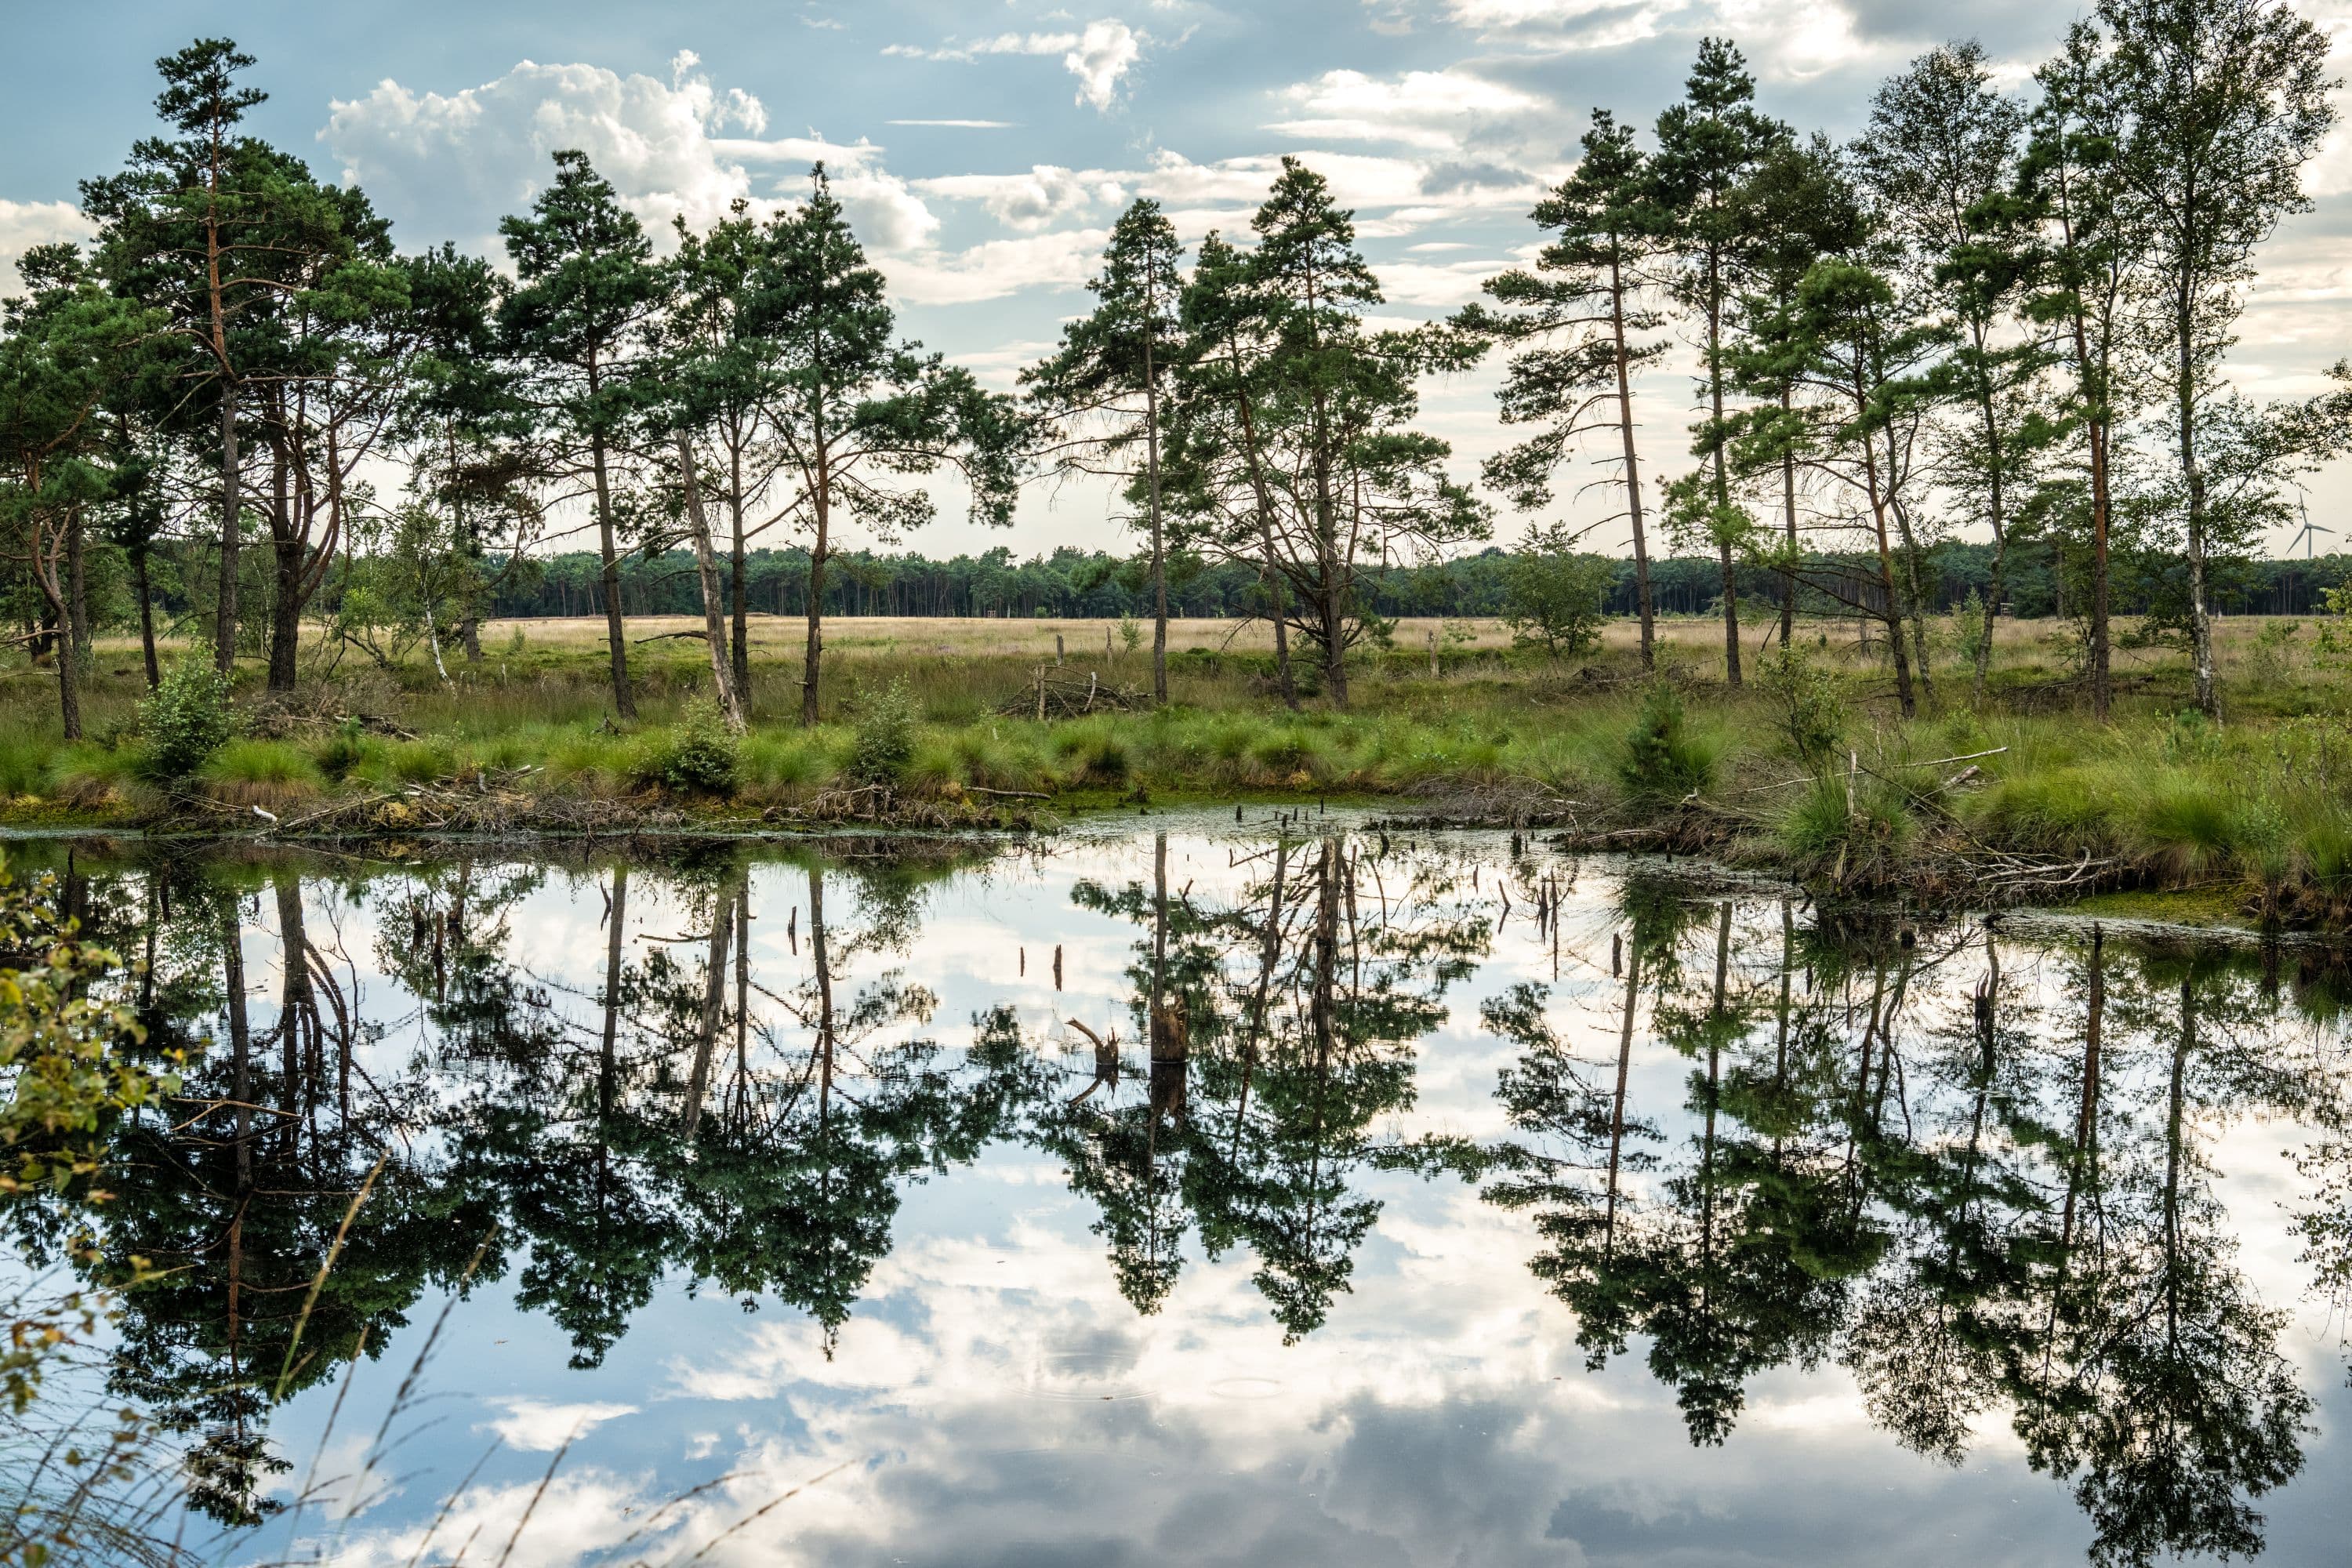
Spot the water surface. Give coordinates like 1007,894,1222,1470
17,817,2352,1566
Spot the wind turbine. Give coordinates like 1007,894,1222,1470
2289,493,2334,560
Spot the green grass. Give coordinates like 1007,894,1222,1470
9,618,2352,924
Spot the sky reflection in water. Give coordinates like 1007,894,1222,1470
36,818,2352,1566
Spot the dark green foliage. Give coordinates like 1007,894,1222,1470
136,655,235,780
1756,642,1846,764
850,677,919,784
1618,681,1719,800
656,699,739,796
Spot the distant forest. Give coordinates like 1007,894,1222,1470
481,541,2352,623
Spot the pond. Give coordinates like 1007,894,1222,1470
9,815,2350,1566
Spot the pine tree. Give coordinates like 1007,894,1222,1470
1455,108,1666,670
1170,161,1484,709
1025,199,1185,702
1722,134,1864,652
1650,38,1789,688
756,166,1022,726
81,38,270,674
498,150,665,720
1856,42,2031,700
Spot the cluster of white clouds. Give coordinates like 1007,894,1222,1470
0,197,93,294
320,52,942,258
304,43,1559,318
881,18,1145,111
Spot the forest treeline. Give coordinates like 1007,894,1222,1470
3,2,2347,739
459,541,2350,623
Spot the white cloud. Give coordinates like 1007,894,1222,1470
481,1397,641,1452
1443,0,1893,78
884,18,1145,112
823,165,942,252
321,56,888,248
886,228,1111,305
915,165,1122,230
0,198,96,296
1268,67,1549,150
1064,20,1145,111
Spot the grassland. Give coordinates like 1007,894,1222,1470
5,609,2352,925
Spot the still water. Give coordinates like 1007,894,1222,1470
16,815,2352,1566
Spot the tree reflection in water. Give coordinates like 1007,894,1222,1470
11,835,2348,1562
1483,880,2345,1567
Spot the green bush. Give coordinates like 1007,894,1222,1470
740,731,833,793
1500,522,1613,659
1759,643,1845,766
850,679,919,785
138,657,237,782
658,699,739,796
1618,683,1719,801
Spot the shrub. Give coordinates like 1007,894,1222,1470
1052,723,1131,785
201,739,321,788
1758,642,1846,766
0,735,49,797
1618,683,1719,801
1500,522,1613,659
659,699,739,796
850,679,919,785
138,657,237,782
2132,777,2239,879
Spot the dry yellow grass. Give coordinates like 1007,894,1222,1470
466,609,2306,654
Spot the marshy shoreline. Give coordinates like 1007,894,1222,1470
9,613,2352,935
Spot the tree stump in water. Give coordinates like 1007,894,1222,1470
1149,994,1189,1123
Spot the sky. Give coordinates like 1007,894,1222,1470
5,0,2352,561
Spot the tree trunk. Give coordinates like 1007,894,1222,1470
2179,279,2216,717
1610,249,1657,673
2089,413,2112,721
1779,390,1798,653
66,510,89,673
729,445,751,713
1886,435,1935,707
1144,320,1169,704
133,548,161,689
268,532,303,692
800,492,829,728
1706,249,1740,688
675,430,746,730
589,415,635,719
216,377,241,674
1861,408,1918,718
52,613,80,741
1969,331,2009,702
